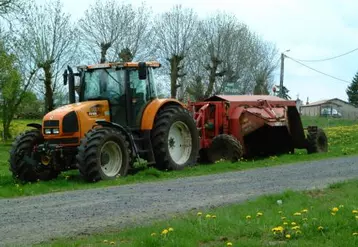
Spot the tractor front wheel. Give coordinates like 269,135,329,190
9,129,59,182
306,127,328,154
76,127,131,182
151,105,199,170
207,134,243,163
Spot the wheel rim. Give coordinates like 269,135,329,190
100,141,122,177
168,121,192,165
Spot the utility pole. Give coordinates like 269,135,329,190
279,50,290,98
279,53,285,98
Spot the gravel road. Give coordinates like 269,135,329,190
1,156,358,246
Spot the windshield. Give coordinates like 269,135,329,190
82,68,125,102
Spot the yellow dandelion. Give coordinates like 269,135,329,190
301,209,308,213
103,240,108,243
353,232,358,236
332,207,339,212
211,215,216,219
283,222,288,225
291,222,297,226
226,242,233,246
352,210,358,214
197,212,202,216
168,227,174,232
292,226,300,230
293,212,301,216
318,226,324,231
151,233,156,236
246,215,251,219
205,214,211,218
285,234,291,239
256,212,263,217
161,229,169,235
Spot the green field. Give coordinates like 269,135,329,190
0,117,357,199
37,179,358,247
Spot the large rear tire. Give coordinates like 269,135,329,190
306,127,328,154
76,127,131,182
151,105,199,170
9,129,59,182
207,134,243,163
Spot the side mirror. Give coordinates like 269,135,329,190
138,62,147,80
63,69,68,85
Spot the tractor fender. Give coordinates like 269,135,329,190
95,120,137,155
27,123,42,130
141,99,185,130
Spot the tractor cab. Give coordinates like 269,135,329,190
64,61,161,128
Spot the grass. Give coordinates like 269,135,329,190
300,115,357,128
0,117,357,199
36,178,358,247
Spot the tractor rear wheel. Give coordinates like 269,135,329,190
207,134,243,163
151,105,199,170
306,127,328,154
9,129,59,182
76,127,131,182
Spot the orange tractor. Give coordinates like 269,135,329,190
9,61,328,183
9,61,200,182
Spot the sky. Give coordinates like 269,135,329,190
36,0,358,103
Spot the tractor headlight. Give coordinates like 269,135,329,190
52,128,60,134
44,129,52,135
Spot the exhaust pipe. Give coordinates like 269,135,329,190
67,66,76,104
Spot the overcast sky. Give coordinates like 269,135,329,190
36,0,358,103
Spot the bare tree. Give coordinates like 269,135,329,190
13,0,79,113
186,12,278,99
78,1,152,64
78,0,125,63
0,0,22,15
113,2,153,62
186,12,249,99
153,4,198,99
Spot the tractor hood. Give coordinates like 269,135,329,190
42,100,111,139
43,100,110,120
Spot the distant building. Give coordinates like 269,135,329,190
300,98,358,119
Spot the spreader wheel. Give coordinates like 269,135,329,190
306,127,328,154
207,134,243,163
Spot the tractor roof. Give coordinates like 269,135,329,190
77,61,161,70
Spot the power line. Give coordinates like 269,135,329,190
285,56,351,84
289,47,358,62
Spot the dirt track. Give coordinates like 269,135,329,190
1,156,358,246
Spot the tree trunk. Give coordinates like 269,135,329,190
2,106,11,141
169,55,185,99
205,57,219,98
44,66,54,113
100,42,111,63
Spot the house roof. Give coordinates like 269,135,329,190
302,98,352,107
